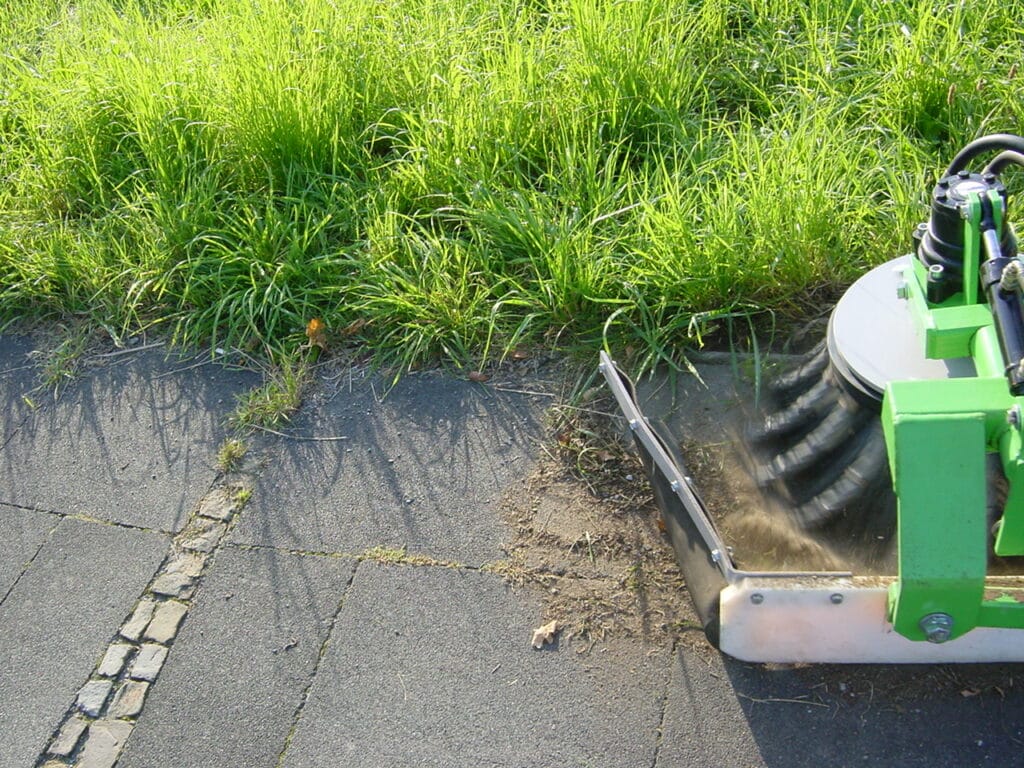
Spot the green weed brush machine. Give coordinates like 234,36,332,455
600,133,1024,663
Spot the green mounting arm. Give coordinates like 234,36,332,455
884,190,1024,643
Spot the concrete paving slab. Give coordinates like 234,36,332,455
0,334,39,444
118,546,356,768
722,658,1024,768
0,505,57,599
231,372,544,564
0,517,167,767
279,562,669,768
0,349,258,531
655,651,762,767
657,649,1024,768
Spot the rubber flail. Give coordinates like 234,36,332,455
746,345,896,536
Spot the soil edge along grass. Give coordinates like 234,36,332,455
2,0,1023,370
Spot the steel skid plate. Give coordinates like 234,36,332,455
599,351,1024,663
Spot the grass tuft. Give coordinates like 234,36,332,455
216,438,247,473
229,350,309,430
3,0,1024,370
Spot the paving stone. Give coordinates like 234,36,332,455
279,563,668,768
163,550,207,579
97,643,134,678
77,679,114,717
179,519,227,553
49,714,89,757
79,719,133,768
121,598,157,642
0,518,166,767
143,601,188,644
118,547,355,768
197,487,238,521
229,371,543,565
150,572,195,598
129,644,169,681
110,681,150,719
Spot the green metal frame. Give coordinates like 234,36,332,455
883,190,1024,642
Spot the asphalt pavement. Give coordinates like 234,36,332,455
2,331,1023,768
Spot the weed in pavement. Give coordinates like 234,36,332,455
216,438,247,474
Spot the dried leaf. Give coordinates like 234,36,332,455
341,318,369,337
468,371,490,383
305,318,328,350
511,348,529,360
531,619,559,649
961,687,981,698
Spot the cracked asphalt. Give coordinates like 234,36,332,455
2,331,1024,768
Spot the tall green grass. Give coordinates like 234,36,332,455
2,0,1023,369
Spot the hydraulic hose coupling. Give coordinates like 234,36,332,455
914,170,1012,304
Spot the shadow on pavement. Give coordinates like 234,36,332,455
230,367,545,564
724,656,1024,768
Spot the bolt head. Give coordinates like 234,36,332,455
919,612,954,644
1008,406,1021,429
750,593,764,605
830,593,844,605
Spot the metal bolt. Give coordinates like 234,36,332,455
919,613,954,644
669,479,680,492
710,549,722,564
629,419,638,431
830,593,844,605
750,593,764,605
598,363,606,374
1007,406,1021,429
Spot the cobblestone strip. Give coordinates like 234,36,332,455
35,483,250,768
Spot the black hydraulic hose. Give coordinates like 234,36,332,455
983,150,1024,177
945,134,1024,176
978,196,1024,395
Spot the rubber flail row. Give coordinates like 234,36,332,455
745,341,897,533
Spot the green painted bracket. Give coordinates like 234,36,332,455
996,426,1024,555
907,191,1004,359
884,188,1024,641
882,378,1021,640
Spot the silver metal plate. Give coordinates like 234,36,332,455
828,255,976,395
720,577,1024,663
